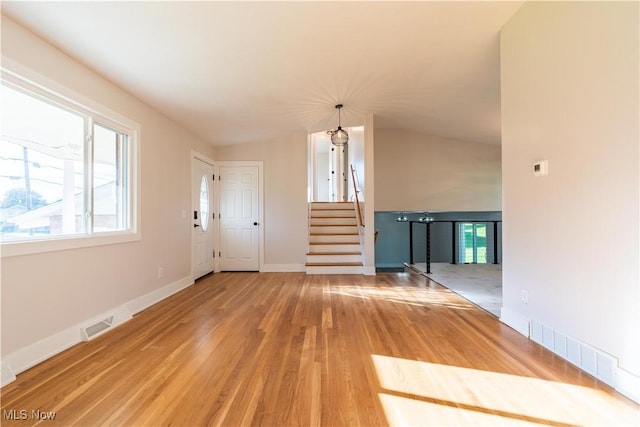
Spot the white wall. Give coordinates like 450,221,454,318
1,16,214,378
501,1,639,399
213,134,308,271
362,114,376,275
348,126,365,203
374,128,502,212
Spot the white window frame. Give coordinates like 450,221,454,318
0,64,140,257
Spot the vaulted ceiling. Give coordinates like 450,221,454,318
2,1,524,146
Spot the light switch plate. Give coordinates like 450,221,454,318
534,160,548,176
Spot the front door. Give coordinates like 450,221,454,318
219,163,261,271
192,157,215,280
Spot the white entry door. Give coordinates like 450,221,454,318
219,163,261,271
192,157,215,280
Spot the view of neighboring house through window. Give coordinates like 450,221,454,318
0,77,134,242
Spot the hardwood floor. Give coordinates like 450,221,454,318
1,272,638,426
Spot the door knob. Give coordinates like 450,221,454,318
253,222,258,226
194,224,200,228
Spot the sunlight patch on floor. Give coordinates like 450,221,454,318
328,285,475,310
378,393,539,426
372,354,639,426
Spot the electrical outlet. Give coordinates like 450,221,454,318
158,267,164,278
521,290,529,304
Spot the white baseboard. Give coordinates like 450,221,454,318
363,266,376,276
261,264,305,272
1,363,16,388
499,306,530,337
1,275,193,388
616,367,640,403
125,276,193,315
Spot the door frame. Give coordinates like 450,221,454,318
191,150,219,278
217,160,264,272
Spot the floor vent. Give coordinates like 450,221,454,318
81,317,113,341
80,307,132,341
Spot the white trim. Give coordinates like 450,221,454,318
125,275,193,315
363,266,376,276
616,367,640,403
261,264,306,272
1,363,16,388
1,232,141,257
190,150,220,273
499,307,530,337
0,60,142,258
190,151,217,277
191,150,216,168
0,275,193,388
2,319,109,386
1,58,137,129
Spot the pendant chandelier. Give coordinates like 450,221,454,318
329,104,349,146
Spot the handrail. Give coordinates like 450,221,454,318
350,164,364,227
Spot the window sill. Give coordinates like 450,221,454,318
1,231,141,258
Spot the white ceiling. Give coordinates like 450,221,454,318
2,1,524,146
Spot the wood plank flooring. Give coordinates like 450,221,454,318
1,272,638,426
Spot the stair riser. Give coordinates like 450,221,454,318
310,210,356,218
309,244,360,252
306,254,362,263
310,202,354,210
309,235,360,244
310,218,357,226
305,266,364,275
310,226,358,234
307,202,363,275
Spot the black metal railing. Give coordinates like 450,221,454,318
409,220,502,274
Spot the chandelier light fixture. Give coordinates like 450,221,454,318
329,104,349,146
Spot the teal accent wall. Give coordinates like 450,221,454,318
374,211,502,269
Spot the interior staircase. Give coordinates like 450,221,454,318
306,202,363,274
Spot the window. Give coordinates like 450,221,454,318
199,175,209,231
1,70,138,254
458,223,487,263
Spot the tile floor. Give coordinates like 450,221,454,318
410,262,502,317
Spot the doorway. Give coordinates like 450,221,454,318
309,132,348,202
